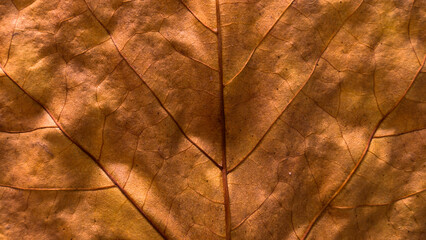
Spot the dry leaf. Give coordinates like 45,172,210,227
0,0,425,239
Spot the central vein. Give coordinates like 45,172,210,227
215,0,231,239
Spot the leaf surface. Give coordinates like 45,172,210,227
0,0,425,239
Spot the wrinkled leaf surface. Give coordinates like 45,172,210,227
0,0,425,239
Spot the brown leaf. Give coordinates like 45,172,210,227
0,0,425,239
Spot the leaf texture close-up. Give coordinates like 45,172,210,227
0,0,425,239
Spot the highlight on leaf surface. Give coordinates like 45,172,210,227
0,0,425,239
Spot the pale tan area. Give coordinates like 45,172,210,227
0,188,163,239
0,0,425,239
